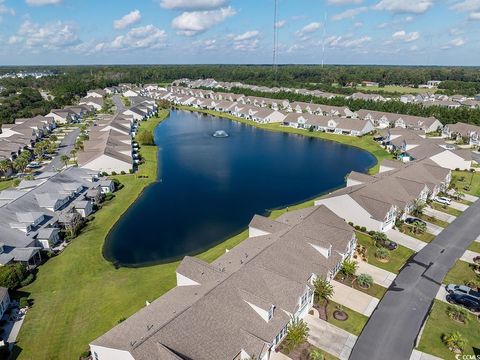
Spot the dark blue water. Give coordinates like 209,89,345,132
103,110,376,267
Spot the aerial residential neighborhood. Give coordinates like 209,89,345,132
0,1,480,360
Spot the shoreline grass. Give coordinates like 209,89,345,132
176,105,392,175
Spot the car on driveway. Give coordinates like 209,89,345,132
405,217,427,226
434,196,451,205
376,238,398,251
26,162,41,169
446,293,480,312
446,284,480,299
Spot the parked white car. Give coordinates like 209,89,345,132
435,196,451,205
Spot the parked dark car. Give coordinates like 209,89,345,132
405,217,427,227
377,238,398,251
446,284,480,299
446,293,480,312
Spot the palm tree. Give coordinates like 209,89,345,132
69,149,77,165
411,220,427,235
60,154,70,169
0,159,12,177
411,199,426,217
340,259,358,279
13,157,28,173
283,317,309,353
309,348,325,360
372,231,388,246
313,278,334,305
442,331,467,353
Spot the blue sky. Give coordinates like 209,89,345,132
0,0,479,65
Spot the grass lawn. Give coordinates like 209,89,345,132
418,213,449,228
431,203,463,217
325,300,369,336
455,198,474,206
355,232,414,274
452,170,480,197
13,110,249,360
177,106,392,175
443,260,478,285
334,274,387,299
0,178,15,191
468,241,480,253
417,300,480,359
398,224,436,243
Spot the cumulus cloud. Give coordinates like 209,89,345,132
193,38,217,50
9,20,80,50
296,22,322,38
160,0,227,10
325,34,372,48
231,30,260,51
114,10,141,30
172,6,236,36
470,11,480,19
327,0,363,4
442,37,466,49
392,30,420,42
332,7,368,21
373,0,433,13
0,0,15,15
26,0,61,6
451,0,480,12
96,25,167,52
233,30,259,41
275,19,286,28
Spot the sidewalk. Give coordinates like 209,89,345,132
460,249,480,264
356,260,396,288
410,349,443,360
386,229,426,252
305,314,357,360
331,280,379,316
424,207,456,223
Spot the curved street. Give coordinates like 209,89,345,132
350,199,480,360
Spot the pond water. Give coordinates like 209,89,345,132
103,110,376,267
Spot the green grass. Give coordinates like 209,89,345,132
398,225,436,243
418,213,449,228
452,170,480,197
269,199,316,219
334,275,387,299
417,300,480,359
443,260,478,285
353,85,435,94
0,179,15,191
456,198,473,205
326,301,369,336
176,106,392,175
14,110,250,360
468,241,480,253
355,232,414,274
431,203,463,217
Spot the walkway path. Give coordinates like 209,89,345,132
305,314,357,360
350,199,480,360
331,280,378,316
424,207,456,223
460,249,480,264
409,350,443,360
356,261,396,288
386,229,426,252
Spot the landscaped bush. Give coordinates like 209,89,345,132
442,331,467,354
19,297,31,309
129,169,134,174
360,226,367,233
348,222,354,226
446,305,470,324
354,225,361,230
20,273,35,287
111,171,117,176
104,193,115,201
0,263,28,289
375,247,390,261
120,171,126,175
356,273,374,288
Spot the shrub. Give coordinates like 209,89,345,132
446,305,470,324
368,230,375,236
340,259,358,279
0,263,28,289
357,273,374,288
283,317,309,354
348,222,354,226
20,273,35,287
19,297,31,308
136,130,155,145
129,169,134,174
354,225,361,230
120,171,126,175
79,350,91,359
101,171,108,177
442,331,467,353
360,226,367,233
111,171,117,176
375,247,390,260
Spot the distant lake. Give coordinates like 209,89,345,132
103,110,376,267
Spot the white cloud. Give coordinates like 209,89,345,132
193,38,217,50
325,34,371,48
373,0,433,13
296,22,322,37
233,30,259,41
0,0,15,15
441,37,466,49
172,7,236,36
392,30,420,42
275,19,286,28
9,20,80,50
114,10,141,30
94,25,167,53
327,0,363,4
160,0,227,10
354,21,364,27
451,0,480,12
26,0,61,6
332,7,368,21
470,11,480,19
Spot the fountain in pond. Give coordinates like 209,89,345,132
213,130,229,138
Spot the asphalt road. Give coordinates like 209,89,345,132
43,128,80,172
112,94,125,112
350,199,480,360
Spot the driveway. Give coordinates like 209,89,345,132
424,221,443,236
350,199,480,360
460,249,480,264
423,207,456,223
435,284,448,303
463,193,479,203
331,280,379,316
43,128,80,172
305,314,357,360
356,261,396,288
450,201,468,211
386,229,426,252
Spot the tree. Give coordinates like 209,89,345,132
446,305,470,324
411,199,426,217
283,317,309,353
69,149,77,165
60,154,70,169
136,130,155,145
375,247,390,260
357,273,374,288
313,278,333,305
0,159,12,177
0,263,28,289
340,259,358,279
442,331,467,353
372,231,388,246
13,157,28,173
410,220,427,235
